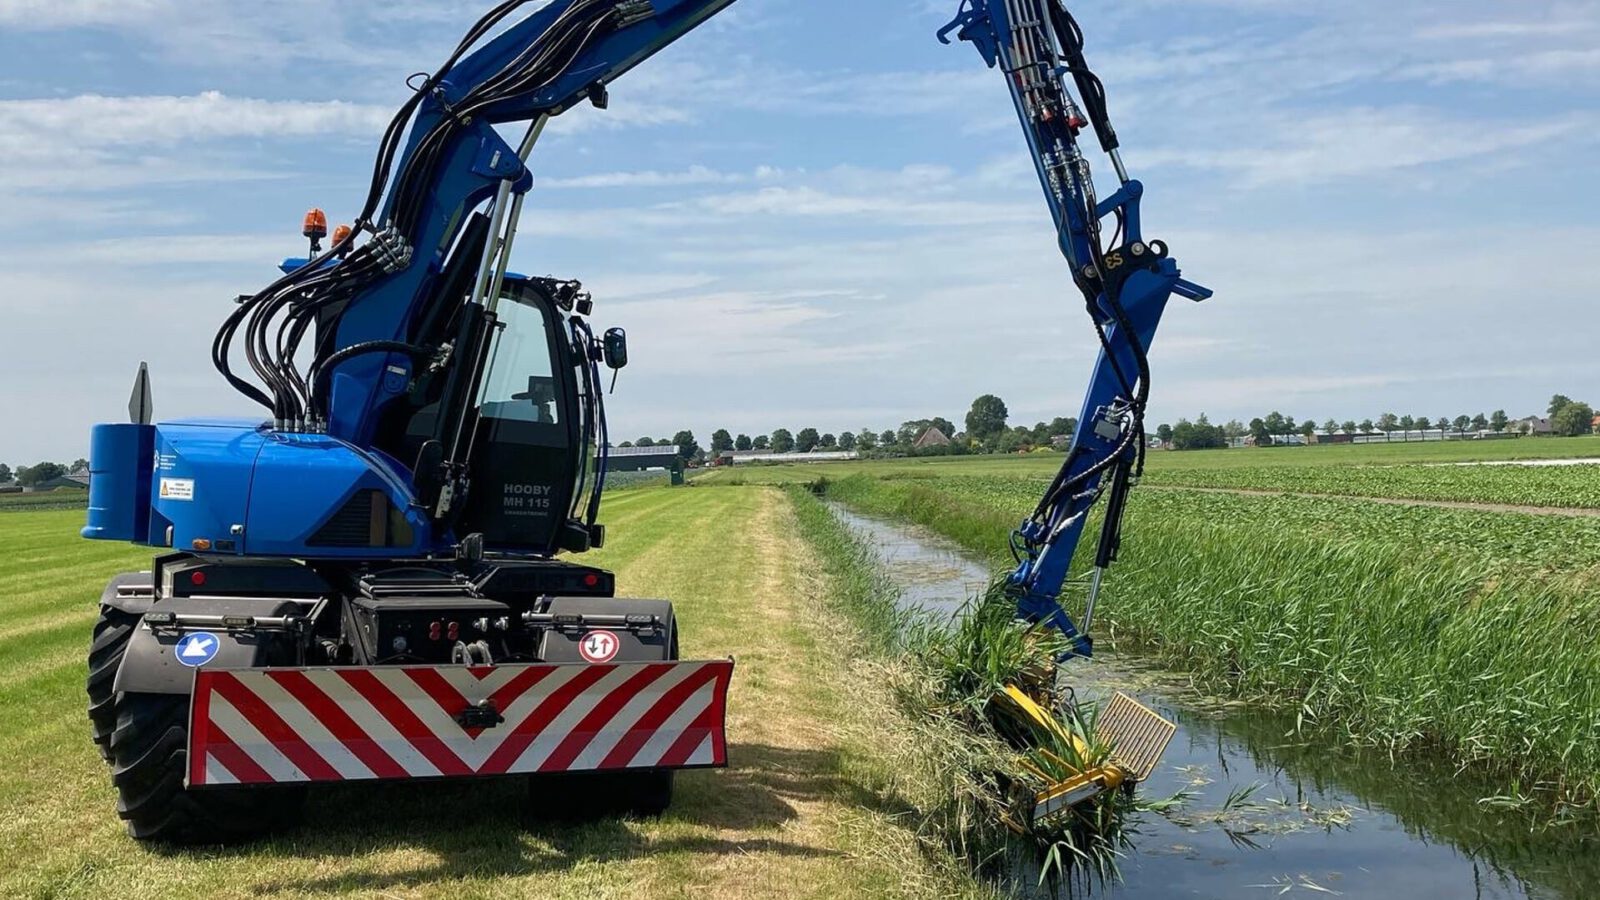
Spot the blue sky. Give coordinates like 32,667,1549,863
2,0,1598,461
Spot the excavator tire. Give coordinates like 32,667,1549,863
87,604,140,762
109,692,306,843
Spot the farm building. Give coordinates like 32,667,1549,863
913,427,952,449
1510,415,1552,435
605,444,682,471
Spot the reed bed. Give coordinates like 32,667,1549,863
821,473,1600,808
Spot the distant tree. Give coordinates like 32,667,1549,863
1249,417,1272,447
1552,401,1595,436
618,441,633,448
1377,413,1398,439
735,434,753,451
0,463,10,484
880,430,897,448
965,394,1010,444
1284,416,1298,436
1416,416,1431,434
820,433,837,448
1263,411,1286,436
1341,420,1357,434
992,426,1032,454
1399,415,1416,437
1453,415,1472,436
796,428,820,453
1471,413,1488,433
752,434,771,450
1490,410,1509,432
1360,418,1374,433
710,429,734,454
1322,418,1337,435
671,431,700,463
1156,423,1174,444
770,429,794,453
1047,416,1076,438
1549,394,1574,418
1172,414,1226,450
17,462,65,487
838,431,857,451
1300,419,1317,439
635,436,655,447
854,429,875,451
1223,419,1245,441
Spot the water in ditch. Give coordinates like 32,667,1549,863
830,503,1600,900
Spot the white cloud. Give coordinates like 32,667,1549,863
0,92,390,153
0,0,170,27
538,165,777,190
1139,107,1594,187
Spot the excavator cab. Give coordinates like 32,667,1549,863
377,272,606,557
457,277,592,553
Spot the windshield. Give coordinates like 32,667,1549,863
477,296,560,424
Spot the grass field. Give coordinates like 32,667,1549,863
0,490,989,900
805,463,1600,809
696,436,1600,511
0,488,89,511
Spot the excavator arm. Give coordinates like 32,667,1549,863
214,0,1208,650
943,0,1211,656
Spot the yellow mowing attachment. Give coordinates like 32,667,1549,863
989,686,1176,830
1094,691,1176,783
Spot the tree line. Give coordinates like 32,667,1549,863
0,459,89,488
1154,396,1596,451
618,395,1080,463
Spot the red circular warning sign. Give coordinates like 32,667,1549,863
578,630,620,664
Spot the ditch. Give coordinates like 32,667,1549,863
828,503,1600,899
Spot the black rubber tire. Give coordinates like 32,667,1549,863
109,692,306,843
86,605,140,763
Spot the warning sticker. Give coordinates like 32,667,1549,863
159,478,195,501
578,630,620,664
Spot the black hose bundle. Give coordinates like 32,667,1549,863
1002,0,1152,547
213,0,628,430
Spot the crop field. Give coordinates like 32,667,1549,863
0,491,988,900
798,459,1600,809
698,438,1600,511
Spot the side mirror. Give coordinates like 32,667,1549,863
603,327,628,369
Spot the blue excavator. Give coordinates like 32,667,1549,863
81,0,1207,841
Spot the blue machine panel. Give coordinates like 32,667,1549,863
244,433,431,558
149,420,266,553
82,423,155,542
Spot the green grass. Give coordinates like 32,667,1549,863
0,488,89,511
0,493,989,900
697,436,1600,511
814,470,1600,810
1140,462,1600,509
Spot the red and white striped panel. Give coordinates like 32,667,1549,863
186,659,733,787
